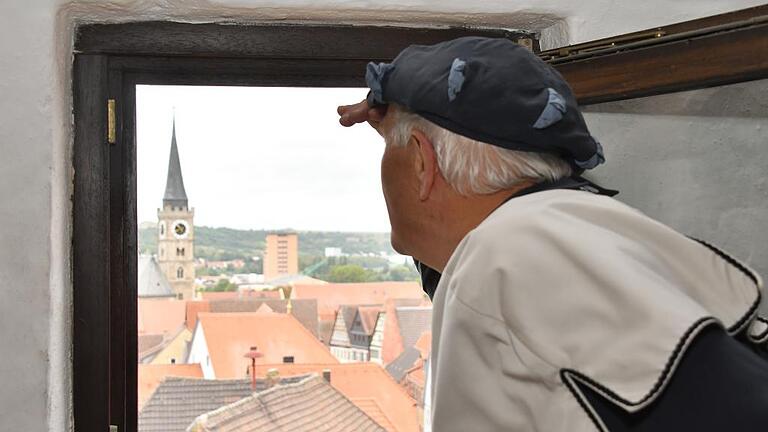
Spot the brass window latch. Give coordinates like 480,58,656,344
108,99,116,145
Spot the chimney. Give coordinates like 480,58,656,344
266,368,280,388
322,369,331,383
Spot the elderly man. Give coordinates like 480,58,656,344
338,37,768,431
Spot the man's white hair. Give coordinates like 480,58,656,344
385,105,573,196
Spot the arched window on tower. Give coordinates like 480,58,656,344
177,267,184,279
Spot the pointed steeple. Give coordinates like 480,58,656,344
163,115,189,209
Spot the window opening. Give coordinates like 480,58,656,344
136,85,430,432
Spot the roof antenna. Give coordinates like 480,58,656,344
244,346,264,391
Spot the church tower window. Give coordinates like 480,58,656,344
177,267,184,279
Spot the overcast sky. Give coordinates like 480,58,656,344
137,85,392,232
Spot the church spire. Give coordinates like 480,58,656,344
163,115,189,209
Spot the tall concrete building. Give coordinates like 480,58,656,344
264,232,299,282
157,118,195,300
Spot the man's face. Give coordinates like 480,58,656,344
378,113,420,255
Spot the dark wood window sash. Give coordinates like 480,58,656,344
549,5,768,104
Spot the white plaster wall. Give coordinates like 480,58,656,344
584,80,768,310
1,0,765,430
57,0,768,43
187,321,216,379
0,1,72,431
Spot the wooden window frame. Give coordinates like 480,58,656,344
73,22,529,432
72,8,767,431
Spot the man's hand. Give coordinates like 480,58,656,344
337,99,387,131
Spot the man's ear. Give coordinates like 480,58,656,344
410,129,438,201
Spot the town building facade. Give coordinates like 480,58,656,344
263,232,299,281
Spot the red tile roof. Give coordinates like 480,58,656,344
255,303,275,314
188,374,385,432
291,282,426,321
185,298,320,339
137,363,203,410
185,300,211,331
358,306,383,335
138,375,310,431
138,334,166,362
381,299,432,365
196,312,337,378
414,331,432,358
249,363,420,432
352,398,397,431
138,298,186,336
405,363,426,388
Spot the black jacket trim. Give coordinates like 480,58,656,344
562,239,762,428
561,317,716,417
689,238,759,285
561,370,610,432
749,316,768,344
688,237,762,334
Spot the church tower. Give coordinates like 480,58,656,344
157,116,195,300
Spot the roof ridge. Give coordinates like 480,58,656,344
251,373,322,399
163,375,248,383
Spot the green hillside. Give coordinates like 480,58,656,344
138,224,396,261
138,224,419,282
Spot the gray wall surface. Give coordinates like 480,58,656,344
583,79,768,310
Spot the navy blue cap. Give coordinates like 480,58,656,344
365,36,605,170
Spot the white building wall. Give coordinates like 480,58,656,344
187,321,216,379
370,314,385,365
331,346,369,363
1,1,764,430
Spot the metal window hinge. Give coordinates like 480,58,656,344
107,99,116,145
517,38,534,51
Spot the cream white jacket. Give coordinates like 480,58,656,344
428,189,762,432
